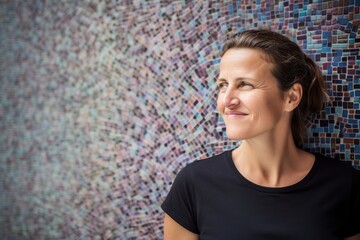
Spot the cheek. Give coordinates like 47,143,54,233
258,94,284,119
244,92,282,118
216,94,223,111
242,92,261,110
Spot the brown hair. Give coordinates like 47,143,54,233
221,29,329,145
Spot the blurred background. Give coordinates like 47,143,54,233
1,0,359,239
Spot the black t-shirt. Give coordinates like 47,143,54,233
161,150,360,240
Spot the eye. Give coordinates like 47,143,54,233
238,81,253,88
216,82,228,92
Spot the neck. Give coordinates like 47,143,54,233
232,123,309,187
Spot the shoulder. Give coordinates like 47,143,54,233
350,165,360,190
166,150,231,201
313,152,360,185
314,153,354,172
175,150,231,182
182,150,231,176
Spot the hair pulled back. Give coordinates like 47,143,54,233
221,29,328,145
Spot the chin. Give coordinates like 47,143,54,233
226,130,247,140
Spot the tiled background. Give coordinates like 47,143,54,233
1,0,359,239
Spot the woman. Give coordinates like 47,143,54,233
161,29,360,240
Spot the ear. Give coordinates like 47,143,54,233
284,83,303,112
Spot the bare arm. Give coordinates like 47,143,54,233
345,234,360,240
163,213,199,240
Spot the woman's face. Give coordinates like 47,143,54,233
217,48,288,141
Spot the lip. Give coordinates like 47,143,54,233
224,111,248,116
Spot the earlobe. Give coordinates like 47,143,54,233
285,83,303,112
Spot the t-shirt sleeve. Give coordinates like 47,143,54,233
161,164,199,234
342,167,360,237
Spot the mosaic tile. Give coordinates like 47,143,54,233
0,0,359,239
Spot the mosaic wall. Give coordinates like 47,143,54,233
1,0,359,239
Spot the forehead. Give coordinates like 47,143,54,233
219,48,274,78
220,48,270,67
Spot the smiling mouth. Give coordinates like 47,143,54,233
225,111,248,116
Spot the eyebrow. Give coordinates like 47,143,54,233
216,77,255,82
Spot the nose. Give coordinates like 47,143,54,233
221,88,240,107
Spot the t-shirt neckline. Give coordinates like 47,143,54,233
225,149,319,193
